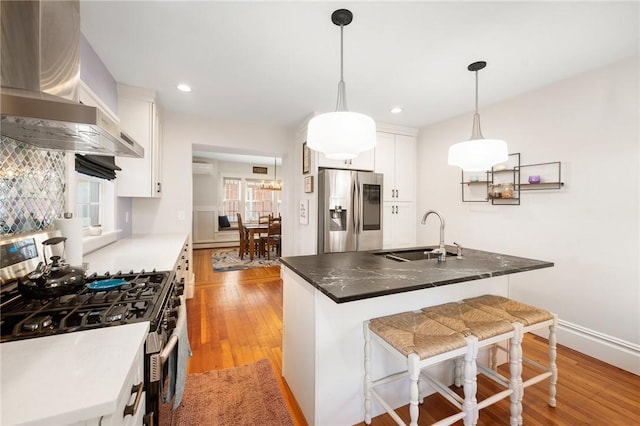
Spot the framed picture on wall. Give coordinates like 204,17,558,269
302,142,311,174
304,175,314,193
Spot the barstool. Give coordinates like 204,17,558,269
421,302,525,426
364,310,480,426
463,295,558,412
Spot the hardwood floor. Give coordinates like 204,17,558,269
188,248,307,425
189,248,640,426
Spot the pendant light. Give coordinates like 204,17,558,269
448,61,508,171
259,158,282,191
306,9,376,160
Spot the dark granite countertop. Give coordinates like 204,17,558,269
280,246,554,304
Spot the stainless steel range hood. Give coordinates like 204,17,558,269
0,0,143,158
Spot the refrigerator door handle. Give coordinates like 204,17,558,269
353,174,360,235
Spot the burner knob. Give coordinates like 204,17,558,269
165,318,177,331
171,297,181,308
175,287,184,297
169,309,179,318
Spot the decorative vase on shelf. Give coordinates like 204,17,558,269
528,175,541,184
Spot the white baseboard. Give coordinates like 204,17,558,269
549,319,640,375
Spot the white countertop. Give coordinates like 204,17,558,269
83,233,188,274
0,233,189,425
0,322,149,425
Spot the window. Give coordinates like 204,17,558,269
222,177,241,226
221,177,281,225
245,179,278,222
74,173,115,234
76,179,101,228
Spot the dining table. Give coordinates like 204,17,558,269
244,224,268,260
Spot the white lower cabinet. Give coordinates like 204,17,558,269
383,202,416,249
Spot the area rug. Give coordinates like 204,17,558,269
212,248,280,272
160,359,294,426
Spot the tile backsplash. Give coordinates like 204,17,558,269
1,137,66,235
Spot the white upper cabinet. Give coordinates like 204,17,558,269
374,131,416,202
375,129,417,249
318,148,375,171
116,84,162,198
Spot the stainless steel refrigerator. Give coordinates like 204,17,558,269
318,169,383,253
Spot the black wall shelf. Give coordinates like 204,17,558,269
460,155,563,205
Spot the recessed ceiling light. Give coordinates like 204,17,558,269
390,107,403,114
177,84,192,92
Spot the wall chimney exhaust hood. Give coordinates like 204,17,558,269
0,0,144,158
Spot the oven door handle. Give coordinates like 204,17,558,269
159,335,179,366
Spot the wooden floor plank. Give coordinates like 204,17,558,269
189,248,640,426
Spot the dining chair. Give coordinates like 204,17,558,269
237,213,250,260
258,215,270,225
260,216,281,260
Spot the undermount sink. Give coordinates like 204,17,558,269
375,248,455,262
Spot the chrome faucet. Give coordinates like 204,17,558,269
421,210,446,262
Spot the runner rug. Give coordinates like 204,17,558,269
212,248,280,272
160,359,295,426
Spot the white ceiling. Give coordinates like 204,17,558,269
81,1,639,135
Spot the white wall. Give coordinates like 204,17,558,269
192,158,283,215
130,111,293,237
286,115,319,256
416,56,639,373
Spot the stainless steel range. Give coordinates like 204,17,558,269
0,230,185,425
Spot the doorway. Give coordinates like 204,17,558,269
191,147,283,249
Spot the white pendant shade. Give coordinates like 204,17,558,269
307,111,376,160
448,138,508,172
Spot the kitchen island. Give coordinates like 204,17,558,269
280,246,553,426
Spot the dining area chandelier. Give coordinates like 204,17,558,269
259,158,282,191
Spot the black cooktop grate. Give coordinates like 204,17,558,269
0,270,173,342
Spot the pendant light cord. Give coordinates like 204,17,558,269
474,70,479,114
335,25,348,112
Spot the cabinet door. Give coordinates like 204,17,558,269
349,148,374,171
374,132,396,202
382,202,416,249
318,148,374,171
382,203,394,249
393,202,416,248
393,134,416,202
117,89,161,198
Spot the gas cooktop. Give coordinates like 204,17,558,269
0,270,174,343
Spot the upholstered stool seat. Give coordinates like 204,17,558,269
364,311,480,426
463,295,558,413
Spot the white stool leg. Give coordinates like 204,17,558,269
548,314,558,407
363,321,373,424
509,323,524,426
454,356,464,387
463,336,479,426
490,344,499,371
408,353,420,426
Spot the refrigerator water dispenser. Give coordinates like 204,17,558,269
329,206,347,231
